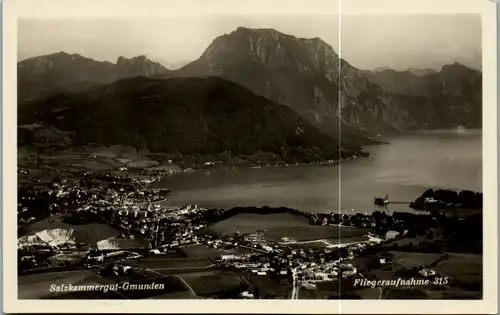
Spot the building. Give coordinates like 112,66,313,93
221,254,236,261
244,232,265,243
418,268,436,277
301,282,317,290
365,234,383,244
240,291,254,299
385,230,400,240
262,245,273,252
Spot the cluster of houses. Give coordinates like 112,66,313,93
84,250,141,267
207,218,414,289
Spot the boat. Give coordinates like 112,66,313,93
455,125,466,133
374,195,389,206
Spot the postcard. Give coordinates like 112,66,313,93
3,0,498,313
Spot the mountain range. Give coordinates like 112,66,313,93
17,27,482,164
18,53,170,102
363,63,481,97
19,76,353,165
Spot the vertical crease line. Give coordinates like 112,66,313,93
337,0,343,306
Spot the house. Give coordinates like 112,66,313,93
342,267,357,277
121,265,132,273
385,230,400,240
365,235,383,244
221,254,235,261
301,282,316,290
240,291,254,299
149,249,161,255
418,268,436,277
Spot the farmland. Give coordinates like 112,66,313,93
202,212,369,242
125,257,214,270
389,251,445,269
19,265,197,300
297,279,360,299
179,270,249,298
245,274,292,299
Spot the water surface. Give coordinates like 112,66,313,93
158,130,482,214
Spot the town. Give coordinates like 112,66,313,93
17,171,482,299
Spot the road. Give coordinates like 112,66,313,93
238,245,268,253
280,239,372,248
291,267,299,299
151,264,215,271
147,268,197,297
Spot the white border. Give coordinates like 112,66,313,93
3,0,497,313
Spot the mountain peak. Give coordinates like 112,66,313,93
234,26,280,35
440,62,479,77
21,51,86,62
117,55,149,64
407,67,437,76
196,26,340,81
441,62,470,71
116,55,170,77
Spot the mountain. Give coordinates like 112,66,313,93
363,63,481,97
408,67,438,76
18,28,482,150
362,63,482,128
18,76,359,165
18,52,170,102
116,55,170,78
174,27,481,132
361,68,438,97
155,58,191,70
174,27,419,135
372,66,392,73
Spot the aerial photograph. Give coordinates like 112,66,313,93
16,14,482,300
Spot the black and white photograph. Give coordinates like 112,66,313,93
3,0,498,313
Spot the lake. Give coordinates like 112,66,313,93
158,129,482,214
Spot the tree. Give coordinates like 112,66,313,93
427,230,434,239
133,134,148,154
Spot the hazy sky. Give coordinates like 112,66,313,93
18,14,481,71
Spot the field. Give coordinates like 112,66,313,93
19,267,195,299
432,253,482,297
346,251,482,299
18,144,181,177
202,213,369,242
97,237,150,250
383,288,429,299
434,253,482,278
19,270,106,299
389,251,445,269
48,251,87,265
179,270,249,298
179,244,225,259
245,275,292,299
126,257,214,270
298,279,360,299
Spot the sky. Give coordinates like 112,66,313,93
18,14,481,71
